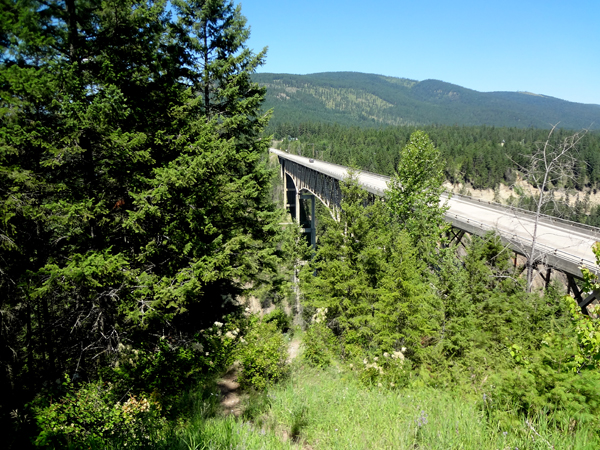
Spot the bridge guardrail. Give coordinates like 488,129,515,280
448,211,599,274
447,192,600,237
272,149,391,184
273,149,388,196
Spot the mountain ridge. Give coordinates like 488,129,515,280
254,72,600,129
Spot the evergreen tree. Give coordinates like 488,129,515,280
386,130,449,257
300,173,437,360
0,0,278,416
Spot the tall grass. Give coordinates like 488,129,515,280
249,364,600,449
173,416,292,450
168,380,292,450
164,330,599,450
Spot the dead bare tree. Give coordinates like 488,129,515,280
511,124,588,292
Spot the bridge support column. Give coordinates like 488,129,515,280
284,173,297,219
281,161,285,209
300,193,316,250
295,191,301,223
310,194,316,249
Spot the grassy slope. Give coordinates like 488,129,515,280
169,336,600,450
261,365,600,450
255,72,600,130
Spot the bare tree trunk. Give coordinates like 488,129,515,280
26,295,33,373
527,168,550,292
65,0,78,63
513,124,587,292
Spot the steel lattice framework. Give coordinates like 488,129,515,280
280,157,343,218
272,148,600,312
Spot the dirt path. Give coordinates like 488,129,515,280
287,337,301,363
217,362,242,417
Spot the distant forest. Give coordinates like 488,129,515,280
270,122,600,226
255,72,600,130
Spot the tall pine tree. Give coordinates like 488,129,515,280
0,0,278,414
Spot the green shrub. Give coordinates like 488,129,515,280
354,350,413,389
238,320,288,390
302,321,338,368
109,317,242,402
487,328,600,429
32,376,167,449
263,308,291,333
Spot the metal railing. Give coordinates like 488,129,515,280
448,211,599,273
447,192,600,237
273,148,600,273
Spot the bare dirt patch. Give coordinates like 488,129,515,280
217,362,242,417
287,337,302,363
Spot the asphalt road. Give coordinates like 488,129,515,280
271,148,600,272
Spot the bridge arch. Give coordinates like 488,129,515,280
272,148,600,313
280,157,345,248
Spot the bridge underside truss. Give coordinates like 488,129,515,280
275,151,599,314
280,157,343,218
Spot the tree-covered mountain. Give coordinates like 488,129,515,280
254,72,600,130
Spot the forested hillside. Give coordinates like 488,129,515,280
272,122,600,225
4,1,600,449
254,72,600,130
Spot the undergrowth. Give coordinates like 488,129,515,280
165,324,600,450
238,363,600,449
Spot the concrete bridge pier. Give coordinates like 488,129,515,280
283,171,316,249
300,193,316,250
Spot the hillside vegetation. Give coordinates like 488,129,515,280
5,1,600,448
254,72,600,130
272,122,600,226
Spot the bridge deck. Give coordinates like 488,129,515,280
271,148,600,277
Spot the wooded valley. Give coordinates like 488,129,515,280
2,1,600,449
272,122,600,226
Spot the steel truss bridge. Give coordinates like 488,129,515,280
271,148,600,312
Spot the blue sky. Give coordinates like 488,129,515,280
240,0,600,105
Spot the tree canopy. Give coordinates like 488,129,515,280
0,0,280,428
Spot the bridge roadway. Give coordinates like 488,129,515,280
271,148,600,278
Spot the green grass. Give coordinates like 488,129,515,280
167,363,600,449
173,416,293,450
160,325,600,450
165,379,292,450
236,364,600,449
